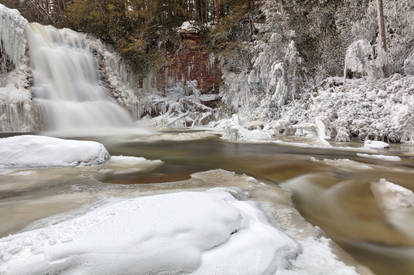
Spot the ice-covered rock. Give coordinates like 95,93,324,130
0,135,110,168
0,189,300,275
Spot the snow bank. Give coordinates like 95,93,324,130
356,153,401,162
0,189,300,275
0,135,110,168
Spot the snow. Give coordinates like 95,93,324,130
0,135,110,168
279,236,360,275
0,189,301,275
363,140,389,150
356,153,401,162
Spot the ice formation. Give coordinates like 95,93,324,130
0,4,34,132
0,4,27,68
343,39,381,81
0,135,110,168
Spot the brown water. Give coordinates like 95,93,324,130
1,132,414,275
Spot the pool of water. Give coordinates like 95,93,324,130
1,131,413,275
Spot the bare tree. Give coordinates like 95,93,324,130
377,0,389,77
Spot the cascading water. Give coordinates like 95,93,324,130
26,23,133,132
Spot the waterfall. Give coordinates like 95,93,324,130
26,23,133,132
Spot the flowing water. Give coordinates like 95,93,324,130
1,132,414,275
26,23,132,131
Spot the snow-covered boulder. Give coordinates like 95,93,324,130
177,21,200,34
0,189,300,275
0,135,110,168
363,140,389,150
404,52,414,75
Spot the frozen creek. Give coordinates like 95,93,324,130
1,132,414,275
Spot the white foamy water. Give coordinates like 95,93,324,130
26,23,132,131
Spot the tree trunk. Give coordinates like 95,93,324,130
377,0,389,77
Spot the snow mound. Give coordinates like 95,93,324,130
0,135,110,168
0,189,300,275
363,140,389,150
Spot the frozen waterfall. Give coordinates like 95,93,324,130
26,23,133,132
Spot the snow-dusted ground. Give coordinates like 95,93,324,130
0,184,361,275
0,135,110,168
